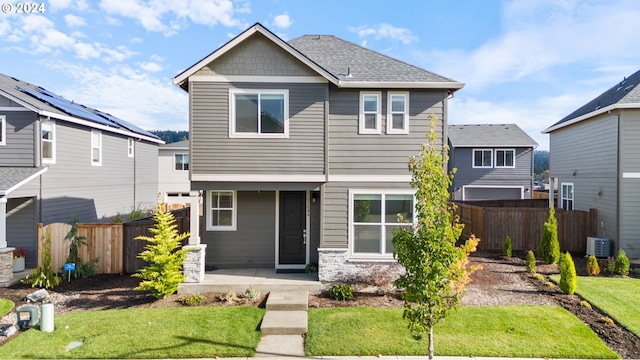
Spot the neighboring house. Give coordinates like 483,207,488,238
543,68,640,259
158,140,191,207
172,23,463,282
448,124,538,201
0,73,163,270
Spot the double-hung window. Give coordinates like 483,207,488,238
0,115,5,146
387,92,409,134
174,153,189,171
207,190,236,231
41,120,55,163
473,149,493,168
561,183,574,211
127,138,134,157
229,89,288,138
495,149,515,168
350,191,414,256
359,92,381,134
91,129,102,166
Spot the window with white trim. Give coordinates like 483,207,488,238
127,138,134,157
350,191,414,256
0,115,5,146
561,183,574,211
359,92,381,134
91,129,102,166
387,92,409,134
229,89,288,138
174,153,189,171
495,149,515,168
206,190,236,231
473,149,493,168
41,120,55,164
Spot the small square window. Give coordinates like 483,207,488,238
359,92,381,134
473,149,493,168
174,153,189,171
495,149,515,168
207,190,236,231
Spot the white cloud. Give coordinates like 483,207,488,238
272,13,292,29
99,0,245,36
349,23,418,45
64,14,87,27
49,0,89,11
139,62,163,72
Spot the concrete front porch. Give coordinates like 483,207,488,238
178,268,322,295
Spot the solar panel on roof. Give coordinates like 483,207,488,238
95,110,156,138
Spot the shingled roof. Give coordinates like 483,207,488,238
544,69,640,133
448,124,538,148
0,73,162,143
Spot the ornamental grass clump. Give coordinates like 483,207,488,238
525,250,536,274
559,252,577,295
586,255,600,276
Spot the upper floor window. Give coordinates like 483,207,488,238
206,190,236,231
561,183,574,211
127,138,134,157
359,92,381,134
91,129,102,166
473,149,493,168
495,149,515,168
387,92,409,134
174,153,189,171
229,89,288,138
0,115,5,146
41,120,55,164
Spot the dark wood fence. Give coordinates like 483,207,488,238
123,207,191,274
455,200,597,253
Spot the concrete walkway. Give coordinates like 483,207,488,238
178,269,321,295
256,291,308,357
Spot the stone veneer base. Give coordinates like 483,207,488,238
183,244,207,283
317,248,403,284
0,248,15,283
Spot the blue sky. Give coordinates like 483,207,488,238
2,0,640,150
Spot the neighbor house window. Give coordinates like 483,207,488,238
495,149,515,168
91,129,102,166
387,92,409,134
206,190,236,231
359,92,381,134
229,89,288,138
350,191,414,256
473,149,493,168
561,183,574,211
127,138,134,157
174,153,189,171
0,115,5,146
41,120,55,164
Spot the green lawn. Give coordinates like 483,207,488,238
553,275,640,338
306,306,618,359
0,306,264,359
0,299,14,317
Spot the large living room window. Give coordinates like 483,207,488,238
561,183,574,211
473,149,493,168
350,191,414,256
206,190,236,231
229,89,288,138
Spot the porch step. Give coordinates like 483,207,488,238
260,310,307,335
265,291,308,311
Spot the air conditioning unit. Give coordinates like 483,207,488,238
586,237,610,258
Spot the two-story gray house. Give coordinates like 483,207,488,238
158,140,191,207
0,73,162,272
173,23,463,282
448,124,538,201
543,69,640,259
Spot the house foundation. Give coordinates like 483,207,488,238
317,248,403,285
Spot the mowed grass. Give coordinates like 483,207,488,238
0,299,14,317
555,275,640,338
0,306,264,359
306,306,618,359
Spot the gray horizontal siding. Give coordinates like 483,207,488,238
549,114,618,241
619,109,640,257
321,181,413,249
134,141,159,209
190,82,326,175
0,111,36,166
7,197,37,268
328,89,446,175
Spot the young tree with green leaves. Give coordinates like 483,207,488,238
133,208,190,299
392,116,479,359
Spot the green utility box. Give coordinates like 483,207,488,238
16,306,39,330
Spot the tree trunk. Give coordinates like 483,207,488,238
428,325,434,359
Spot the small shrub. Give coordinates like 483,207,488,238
111,213,124,223
22,233,61,289
533,273,544,281
329,283,353,301
614,249,630,276
502,235,512,258
219,289,237,303
605,257,616,273
177,294,206,306
129,206,150,221
600,317,614,325
586,255,601,276
559,252,577,295
580,300,592,309
243,286,261,301
305,262,318,274
545,281,554,287
538,207,560,264
525,250,536,273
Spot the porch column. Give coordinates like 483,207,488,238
0,197,13,282
183,191,206,283
0,197,6,248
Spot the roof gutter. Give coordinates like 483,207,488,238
337,81,465,89
542,103,640,133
